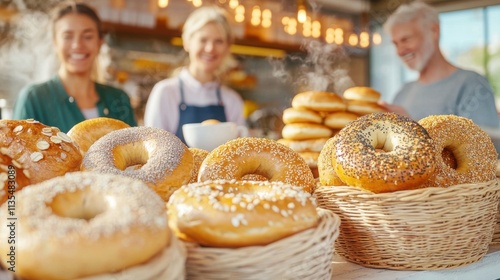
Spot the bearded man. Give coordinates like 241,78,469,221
382,1,499,128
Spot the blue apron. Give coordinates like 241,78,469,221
175,77,227,143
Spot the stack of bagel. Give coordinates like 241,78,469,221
278,87,386,177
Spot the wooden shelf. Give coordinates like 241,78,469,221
102,19,304,53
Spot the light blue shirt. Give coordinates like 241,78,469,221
394,69,499,128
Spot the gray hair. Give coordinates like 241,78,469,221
383,1,439,34
181,6,233,45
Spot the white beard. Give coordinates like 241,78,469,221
410,34,435,72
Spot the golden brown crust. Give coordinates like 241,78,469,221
346,100,387,115
276,137,329,153
298,151,320,168
333,112,437,193
419,115,497,187
82,127,193,201
241,174,269,181
282,107,322,124
323,111,359,129
0,119,82,205
0,172,169,279
198,137,316,193
188,148,209,183
167,180,319,247
292,91,346,112
281,123,333,140
67,117,130,154
317,136,345,186
343,86,381,103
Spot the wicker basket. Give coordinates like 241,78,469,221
78,231,187,280
492,200,500,244
183,208,340,280
315,179,500,270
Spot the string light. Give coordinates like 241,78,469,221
262,9,272,28
359,31,370,48
235,5,245,23
297,1,307,24
348,33,358,46
251,6,261,26
157,0,168,8
229,0,239,9
372,32,382,45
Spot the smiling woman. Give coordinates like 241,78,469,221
12,1,137,132
143,5,245,144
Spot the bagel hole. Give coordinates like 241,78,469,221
48,187,108,220
442,147,458,169
372,129,395,153
113,141,153,170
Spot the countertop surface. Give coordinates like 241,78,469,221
331,244,500,280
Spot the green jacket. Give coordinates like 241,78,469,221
12,76,137,132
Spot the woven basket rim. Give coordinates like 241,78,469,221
316,179,500,201
183,208,341,279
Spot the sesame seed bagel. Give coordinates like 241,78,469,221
82,126,193,201
0,119,82,205
0,172,169,280
167,179,319,247
419,115,497,187
67,117,130,154
198,137,316,193
318,136,345,186
188,148,209,183
333,112,437,193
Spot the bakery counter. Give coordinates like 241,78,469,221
331,244,500,280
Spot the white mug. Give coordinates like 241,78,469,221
182,122,248,151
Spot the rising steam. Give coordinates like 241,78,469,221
270,40,355,95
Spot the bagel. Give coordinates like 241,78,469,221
0,172,169,279
323,111,359,129
0,119,82,205
82,126,193,201
346,100,387,115
343,86,381,102
281,123,333,140
318,136,345,186
198,137,316,193
67,117,130,154
167,180,319,247
332,112,437,193
282,108,322,124
292,91,346,112
188,148,209,183
276,138,329,153
419,115,497,187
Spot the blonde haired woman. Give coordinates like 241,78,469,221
144,6,245,143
